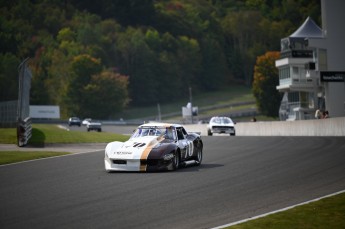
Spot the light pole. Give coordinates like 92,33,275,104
157,103,161,122
189,86,193,124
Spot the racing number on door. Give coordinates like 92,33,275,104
185,141,193,157
188,141,194,157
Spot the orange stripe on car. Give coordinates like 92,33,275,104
140,136,165,171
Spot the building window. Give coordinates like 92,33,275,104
293,67,299,78
279,67,290,80
300,92,308,108
288,92,299,102
308,92,315,109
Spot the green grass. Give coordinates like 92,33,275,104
0,124,129,145
116,85,255,119
200,104,256,116
0,128,17,144
0,151,70,165
227,192,345,229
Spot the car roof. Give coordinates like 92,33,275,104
211,116,232,119
138,122,182,128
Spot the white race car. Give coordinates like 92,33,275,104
104,123,203,172
207,116,236,136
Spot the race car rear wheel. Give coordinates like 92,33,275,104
194,148,202,166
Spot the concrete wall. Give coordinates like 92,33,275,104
321,0,345,118
186,117,345,136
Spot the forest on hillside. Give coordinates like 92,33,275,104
0,0,321,118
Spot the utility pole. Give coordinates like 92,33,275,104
157,103,161,122
189,86,193,124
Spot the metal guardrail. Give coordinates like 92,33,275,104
17,58,32,147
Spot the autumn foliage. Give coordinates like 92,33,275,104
252,51,282,117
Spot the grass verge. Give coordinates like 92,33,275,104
0,151,70,165
0,124,129,145
29,124,129,145
227,191,345,229
0,124,130,165
116,85,254,119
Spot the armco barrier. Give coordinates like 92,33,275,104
185,117,345,136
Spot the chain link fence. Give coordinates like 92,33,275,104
0,100,17,128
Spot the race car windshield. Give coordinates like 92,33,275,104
131,127,176,140
213,117,233,124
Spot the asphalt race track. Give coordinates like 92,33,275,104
1,136,345,229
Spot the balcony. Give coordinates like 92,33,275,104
278,77,314,89
277,66,315,91
280,50,313,59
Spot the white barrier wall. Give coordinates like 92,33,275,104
236,117,345,136
186,117,345,136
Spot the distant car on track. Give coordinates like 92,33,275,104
82,118,92,125
104,123,203,172
68,117,81,127
207,116,236,136
86,121,102,132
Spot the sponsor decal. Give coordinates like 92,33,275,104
115,151,132,155
320,71,345,82
133,142,146,148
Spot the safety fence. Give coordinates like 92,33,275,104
0,100,17,128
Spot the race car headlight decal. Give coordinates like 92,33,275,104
105,151,110,161
163,153,174,161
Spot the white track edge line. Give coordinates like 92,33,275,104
0,149,104,167
211,189,345,229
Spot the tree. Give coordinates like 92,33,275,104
0,0,322,117
66,54,102,116
82,70,129,118
0,53,20,101
116,27,158,106
252,51,282,117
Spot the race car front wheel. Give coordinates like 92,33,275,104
172,151,180,170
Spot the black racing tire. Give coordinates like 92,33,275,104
172,151,180,171
207,129,212,136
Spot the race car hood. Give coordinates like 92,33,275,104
107,136,165,160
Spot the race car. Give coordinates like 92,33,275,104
207,116,236,136
104,123,203,172
86,121,102,132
